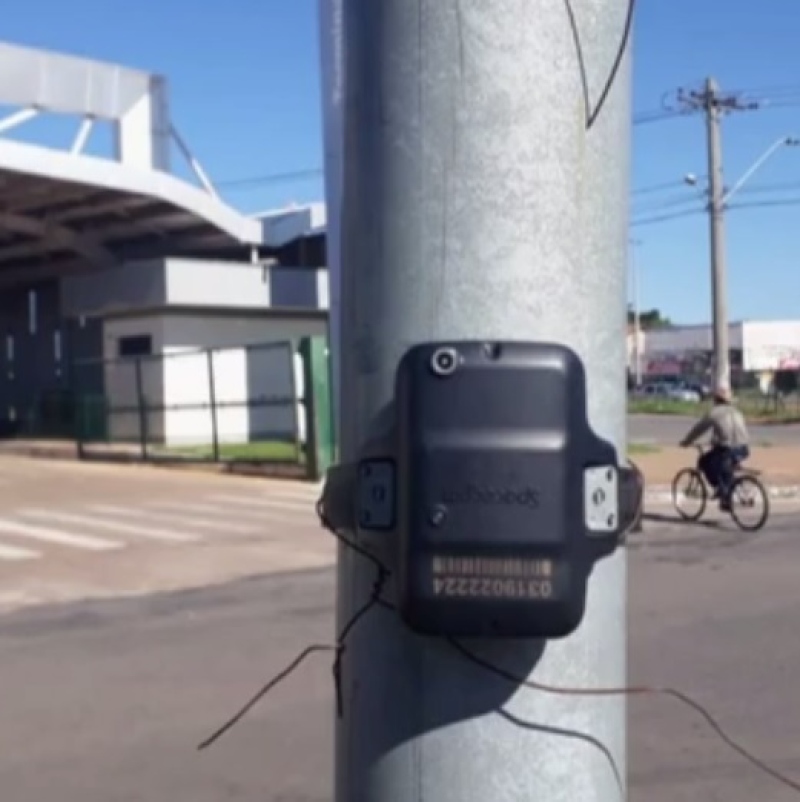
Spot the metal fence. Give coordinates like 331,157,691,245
68,340,305,466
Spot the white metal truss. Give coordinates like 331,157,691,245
0,40,323,282
0,40,261,274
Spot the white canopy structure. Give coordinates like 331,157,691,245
0,41,322,287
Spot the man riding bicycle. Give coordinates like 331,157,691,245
679,385,750,510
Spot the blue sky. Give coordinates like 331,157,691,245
3,0,800,323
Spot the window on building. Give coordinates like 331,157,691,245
5,334,13,363
117,334,153,358
53,330,62,363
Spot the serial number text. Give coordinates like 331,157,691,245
432,576,554,600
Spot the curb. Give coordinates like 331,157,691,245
2,441,798,499
645,484,800,503
0,442,311,482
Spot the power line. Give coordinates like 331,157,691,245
632,193,703,215
217,167,324,190
631,179,689,197
735,180,800,196
729,197,800,211
631,194,800,228
728,83,800,97
631,207,705,227
633,108,687,126
210,98,693,192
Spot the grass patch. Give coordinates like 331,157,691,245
628,442,661,455
628,398,706,416
629,396,800,423
158,440,302,462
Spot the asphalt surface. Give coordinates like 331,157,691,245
629,413,800,446
0,457,328,612
1,488,799,800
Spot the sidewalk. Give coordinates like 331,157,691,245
2,437,797,500
635,445,800,499
0,438,308,480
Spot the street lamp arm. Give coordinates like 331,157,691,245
722,136,799,204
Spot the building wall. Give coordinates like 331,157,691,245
101,315,166,442
160,313,325,447
643,323,745,355
0,280,68,425
741,321,800,370
60,258,328,316
161,312,326,348
634,320,800,379
164,259,272,308
60,262,166,316
270,266,329,310
59,257,330,447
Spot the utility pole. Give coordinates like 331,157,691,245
705,78,731,393
676,78,755,392
329,2,632,800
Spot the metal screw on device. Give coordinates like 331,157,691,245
429,505,447,527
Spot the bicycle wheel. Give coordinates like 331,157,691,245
672,468,707,521
729,475,770,532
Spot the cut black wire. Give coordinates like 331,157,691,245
446,638,800,796
196,644,337,750
198,489,800,797
197,526,390,752
564,0,637,130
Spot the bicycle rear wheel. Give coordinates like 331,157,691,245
729,475,770,532
672,468,707,521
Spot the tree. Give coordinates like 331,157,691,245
627,306,671,330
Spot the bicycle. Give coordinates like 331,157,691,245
671,444,770,532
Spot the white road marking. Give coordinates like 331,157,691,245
0,541,40,561
256,484,322,501
0,517,123,551
209,494,314,512
91,504,255,534
19,509,199,544
149,500,309,525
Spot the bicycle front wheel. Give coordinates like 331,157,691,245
729,476,770,532
672,468,707,521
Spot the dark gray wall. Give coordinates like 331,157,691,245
0,280,103,432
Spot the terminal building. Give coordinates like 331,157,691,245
0,41,327,447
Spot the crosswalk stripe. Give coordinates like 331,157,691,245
258,484,322,501
92,504,255,534
0,517,123,551
147,500,304,525
0,542,40,561
19,509,199,544
210,494,313,512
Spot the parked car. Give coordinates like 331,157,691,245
634,382,701,403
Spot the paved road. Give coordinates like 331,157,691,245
629,413,800,446
0,456,331,613
0,492,799,800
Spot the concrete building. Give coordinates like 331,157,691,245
60,258,328,446
0,41,328,448
629,320,800,388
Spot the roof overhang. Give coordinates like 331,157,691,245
0,41,285,289
0,138,264,286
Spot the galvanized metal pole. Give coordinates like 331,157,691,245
317,0,345,438
630,238,642,386
334,2,632,800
